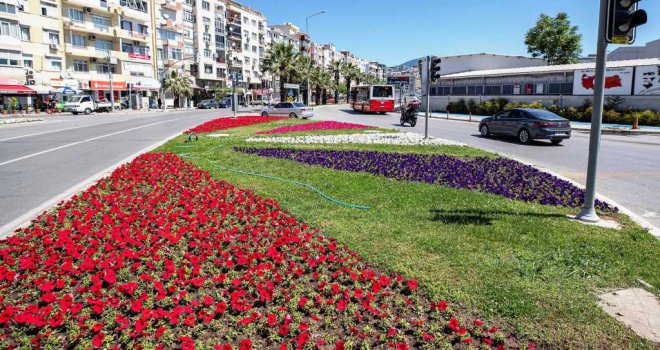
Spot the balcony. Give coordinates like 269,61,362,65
217,72,227,79
111,4,151,23
162,0,182,11
227,31,242,41
64,20,115,38
115,28,149,42
229,60,243,67
66,44,107,59
163,39,184,48
62,0,108,11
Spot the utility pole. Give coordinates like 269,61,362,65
305,10,326,106
108,55,115,112
232,72,237,117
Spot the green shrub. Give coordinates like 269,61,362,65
447,99,469,114
634,110,660,126
562,106,579,120
602,109,623,124
547,104,562,115
467,99,477,113
526,101,545,110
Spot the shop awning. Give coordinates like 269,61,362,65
29,86,54,95
0,85,34,94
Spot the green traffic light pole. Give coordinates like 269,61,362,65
424,55,431,139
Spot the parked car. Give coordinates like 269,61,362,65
63,95,113,115
261,102,314,119
197,99,227,109
478,108,571,145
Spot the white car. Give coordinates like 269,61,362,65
261,102,314,119
63,95,113,115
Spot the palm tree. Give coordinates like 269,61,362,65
164,71,193,108
311,67,332,105
342,63,360,103
262,43,299,102
296,56,316,105
329,59,343,103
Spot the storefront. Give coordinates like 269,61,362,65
127,78,161,109
90,80,126,103
0,83,33,111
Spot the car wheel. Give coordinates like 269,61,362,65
518,129,532,144
84,108,92,115
261,111,269,116
480,124,490,137
410,119,417,127
551,138,563,145
289,112,297,119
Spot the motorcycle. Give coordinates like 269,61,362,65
400,100,421,127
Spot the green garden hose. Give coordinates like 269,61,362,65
179,154,371,210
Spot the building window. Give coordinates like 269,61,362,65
19,26,30,41
71,33,86,47
41,2,57,17
100,0,108,8
203,49,211,57
201,1,209,10
204,64,212,74
73,59,89,72
93,15,112,31
96,39,113,54
183,10,193,22
97,62,111,74
451,86,467,95
47,57,62,71
68,8,84,22
0,50,20,66
23,55,33,68
484,85,502,95
167,48,182,60
0,2,17,14
0,20,18,38
502,85,514,95
252,45,257,53
45,31,59,45
119,0,148,13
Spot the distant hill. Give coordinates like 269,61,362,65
391,58,422,69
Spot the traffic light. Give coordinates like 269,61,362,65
430,56,442,82
606,0,647,45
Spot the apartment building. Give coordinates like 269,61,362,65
225,0,266,93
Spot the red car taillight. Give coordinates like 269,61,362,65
534,121,560,127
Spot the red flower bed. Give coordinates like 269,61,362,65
185,116,286,134
0,154,524,349
257,121,375,135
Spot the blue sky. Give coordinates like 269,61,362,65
240,0,659,66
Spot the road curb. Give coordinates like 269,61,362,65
0,129,186,239
489,150,660,238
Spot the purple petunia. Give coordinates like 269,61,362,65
234,147,617,212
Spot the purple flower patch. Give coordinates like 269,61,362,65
234,147,617,212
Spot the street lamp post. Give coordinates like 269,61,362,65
107,55,115,112
305,10,326,106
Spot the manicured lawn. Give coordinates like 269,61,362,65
158,119,660,349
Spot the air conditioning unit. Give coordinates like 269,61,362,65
27,80,35,85
49,43,59,50
89,35,97,41
85,7,92,13
26,69,35,76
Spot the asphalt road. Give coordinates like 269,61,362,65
0,109,229,235
315,105,660,232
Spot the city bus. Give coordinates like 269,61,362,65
350,85,396,114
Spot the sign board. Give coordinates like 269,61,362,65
90,81,127,91
283,83,300,89
634,65,660,96
572,67,633,95
387,76,410,85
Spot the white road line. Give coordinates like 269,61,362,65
0,119,177,167
0,116,160,142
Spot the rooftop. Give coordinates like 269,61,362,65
442,58,660,79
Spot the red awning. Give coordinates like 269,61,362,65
0,85,34,95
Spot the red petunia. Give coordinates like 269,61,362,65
239,339,252,350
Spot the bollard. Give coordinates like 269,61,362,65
446,110,449,120
632,116,639,130
469,112,472,123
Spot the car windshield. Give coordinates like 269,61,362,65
68,97,83,103
528,109,563,120
293,103,306,107
372,86,393,98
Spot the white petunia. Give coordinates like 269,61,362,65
245,132,465,146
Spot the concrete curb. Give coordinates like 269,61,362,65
488,149,660,238
0,129,186,239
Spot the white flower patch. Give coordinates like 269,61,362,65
246,132,466,146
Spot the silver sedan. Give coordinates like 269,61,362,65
261,102,315,119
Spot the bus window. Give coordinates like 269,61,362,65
372,86,393,98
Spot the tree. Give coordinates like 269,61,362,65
262,43,300,102
311,67,332,105
296,56,316,105
341,63,360,103
525,13,582,65
213,87,231,102
164,71,193,108
329,60,343,102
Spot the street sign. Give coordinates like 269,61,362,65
283,83,300,89
387,76,410,85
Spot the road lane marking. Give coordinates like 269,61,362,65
0,119,177,167
561,172,660,179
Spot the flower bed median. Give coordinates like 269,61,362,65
257,121,375,135
235,147,616,212
185,116,286,134
0,153,523,349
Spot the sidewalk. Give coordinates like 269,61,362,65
426,112,660,135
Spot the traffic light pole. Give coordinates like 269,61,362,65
425,55,431,139
577,0,609,223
